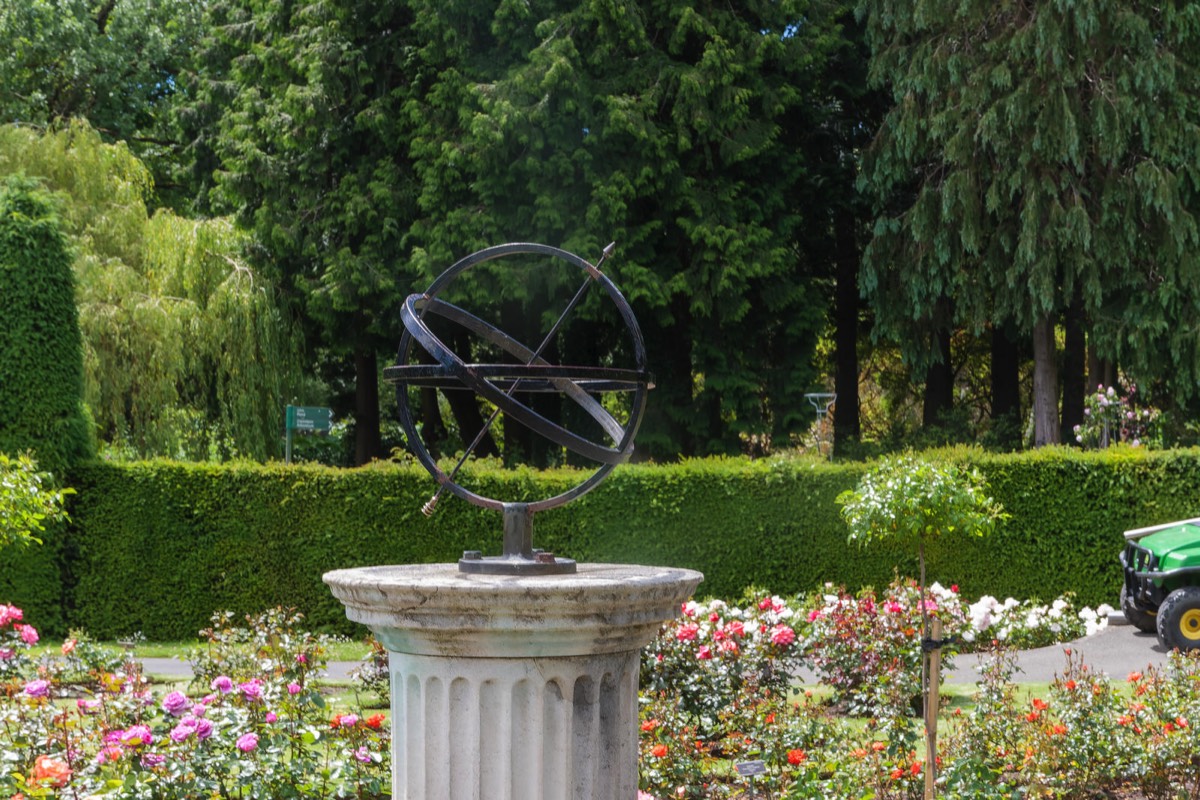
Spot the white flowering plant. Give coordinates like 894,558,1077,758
962,594,1113,649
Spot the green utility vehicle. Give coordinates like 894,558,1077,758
1121,517,1200,650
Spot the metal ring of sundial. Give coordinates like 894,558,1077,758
385,242,652,574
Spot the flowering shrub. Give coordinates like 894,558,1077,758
350,636,390,705
938,648,1200,799
1073,383,1160,448
187,608,336,691
801,580,1111,717
639,592,812,798
641,593,805,732
0,604,389,799
803,578,968,721
963,594,1113,649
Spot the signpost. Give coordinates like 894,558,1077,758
285,405,332,463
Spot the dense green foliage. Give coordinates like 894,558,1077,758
195,0,422,464
5,1,1200,461
839,455,1003,548
0,0,205,206
0,123,305,460
186,0,852,462
0,175,93,471
14,448,1189,639
861,0,1200,443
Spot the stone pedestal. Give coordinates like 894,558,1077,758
324,563,703,800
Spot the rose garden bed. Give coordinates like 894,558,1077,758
4,583,1196,800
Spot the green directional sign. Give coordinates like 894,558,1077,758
286,405,332,433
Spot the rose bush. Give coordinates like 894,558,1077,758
641,592,806,733
803,578,968,720
802,578,1112,717
0,605,389,799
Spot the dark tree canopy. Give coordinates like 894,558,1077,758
860,0,1200,444
407,0,844,459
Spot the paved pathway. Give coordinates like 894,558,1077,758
942,616,1172,684
142,615,1176,688
140,657,361,682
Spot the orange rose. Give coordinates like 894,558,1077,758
650,744,668,758
32,755,71,788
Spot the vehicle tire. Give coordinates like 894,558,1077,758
1120,584,1158,634
1156,586,1200,651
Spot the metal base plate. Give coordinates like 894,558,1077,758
458,555,578,576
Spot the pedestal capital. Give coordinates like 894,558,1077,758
323,562,703,658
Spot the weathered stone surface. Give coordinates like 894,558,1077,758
324,563,703,658
324,563,702,800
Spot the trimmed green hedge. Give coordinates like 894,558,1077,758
21,447,1200,639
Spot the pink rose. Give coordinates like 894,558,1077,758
725,620,745,638
170,721,195,743
675,623,700,642
287,682,301,695
697,645,713,660
162,691,189,716
121,725,153,747
769,625,796,647
23,679,50,698
19,625,38,645
0,605,22,626
210,676,234,694
194,719,214,740
265,712,277,723
239,680,263,702
236,733,259,752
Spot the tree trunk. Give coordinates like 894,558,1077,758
1060,300,1086,443
923,327,953,427
833,208,861,449
353,346,383,465
990,325,1020,420
1032,314,1060,446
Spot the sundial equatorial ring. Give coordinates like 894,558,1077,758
384,242,653,574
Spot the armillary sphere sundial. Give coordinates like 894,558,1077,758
384,242,653,576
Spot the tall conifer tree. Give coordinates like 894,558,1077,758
860,0,1200,444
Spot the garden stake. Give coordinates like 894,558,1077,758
924,616,943,800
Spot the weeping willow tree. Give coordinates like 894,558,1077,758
0,121,303,460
